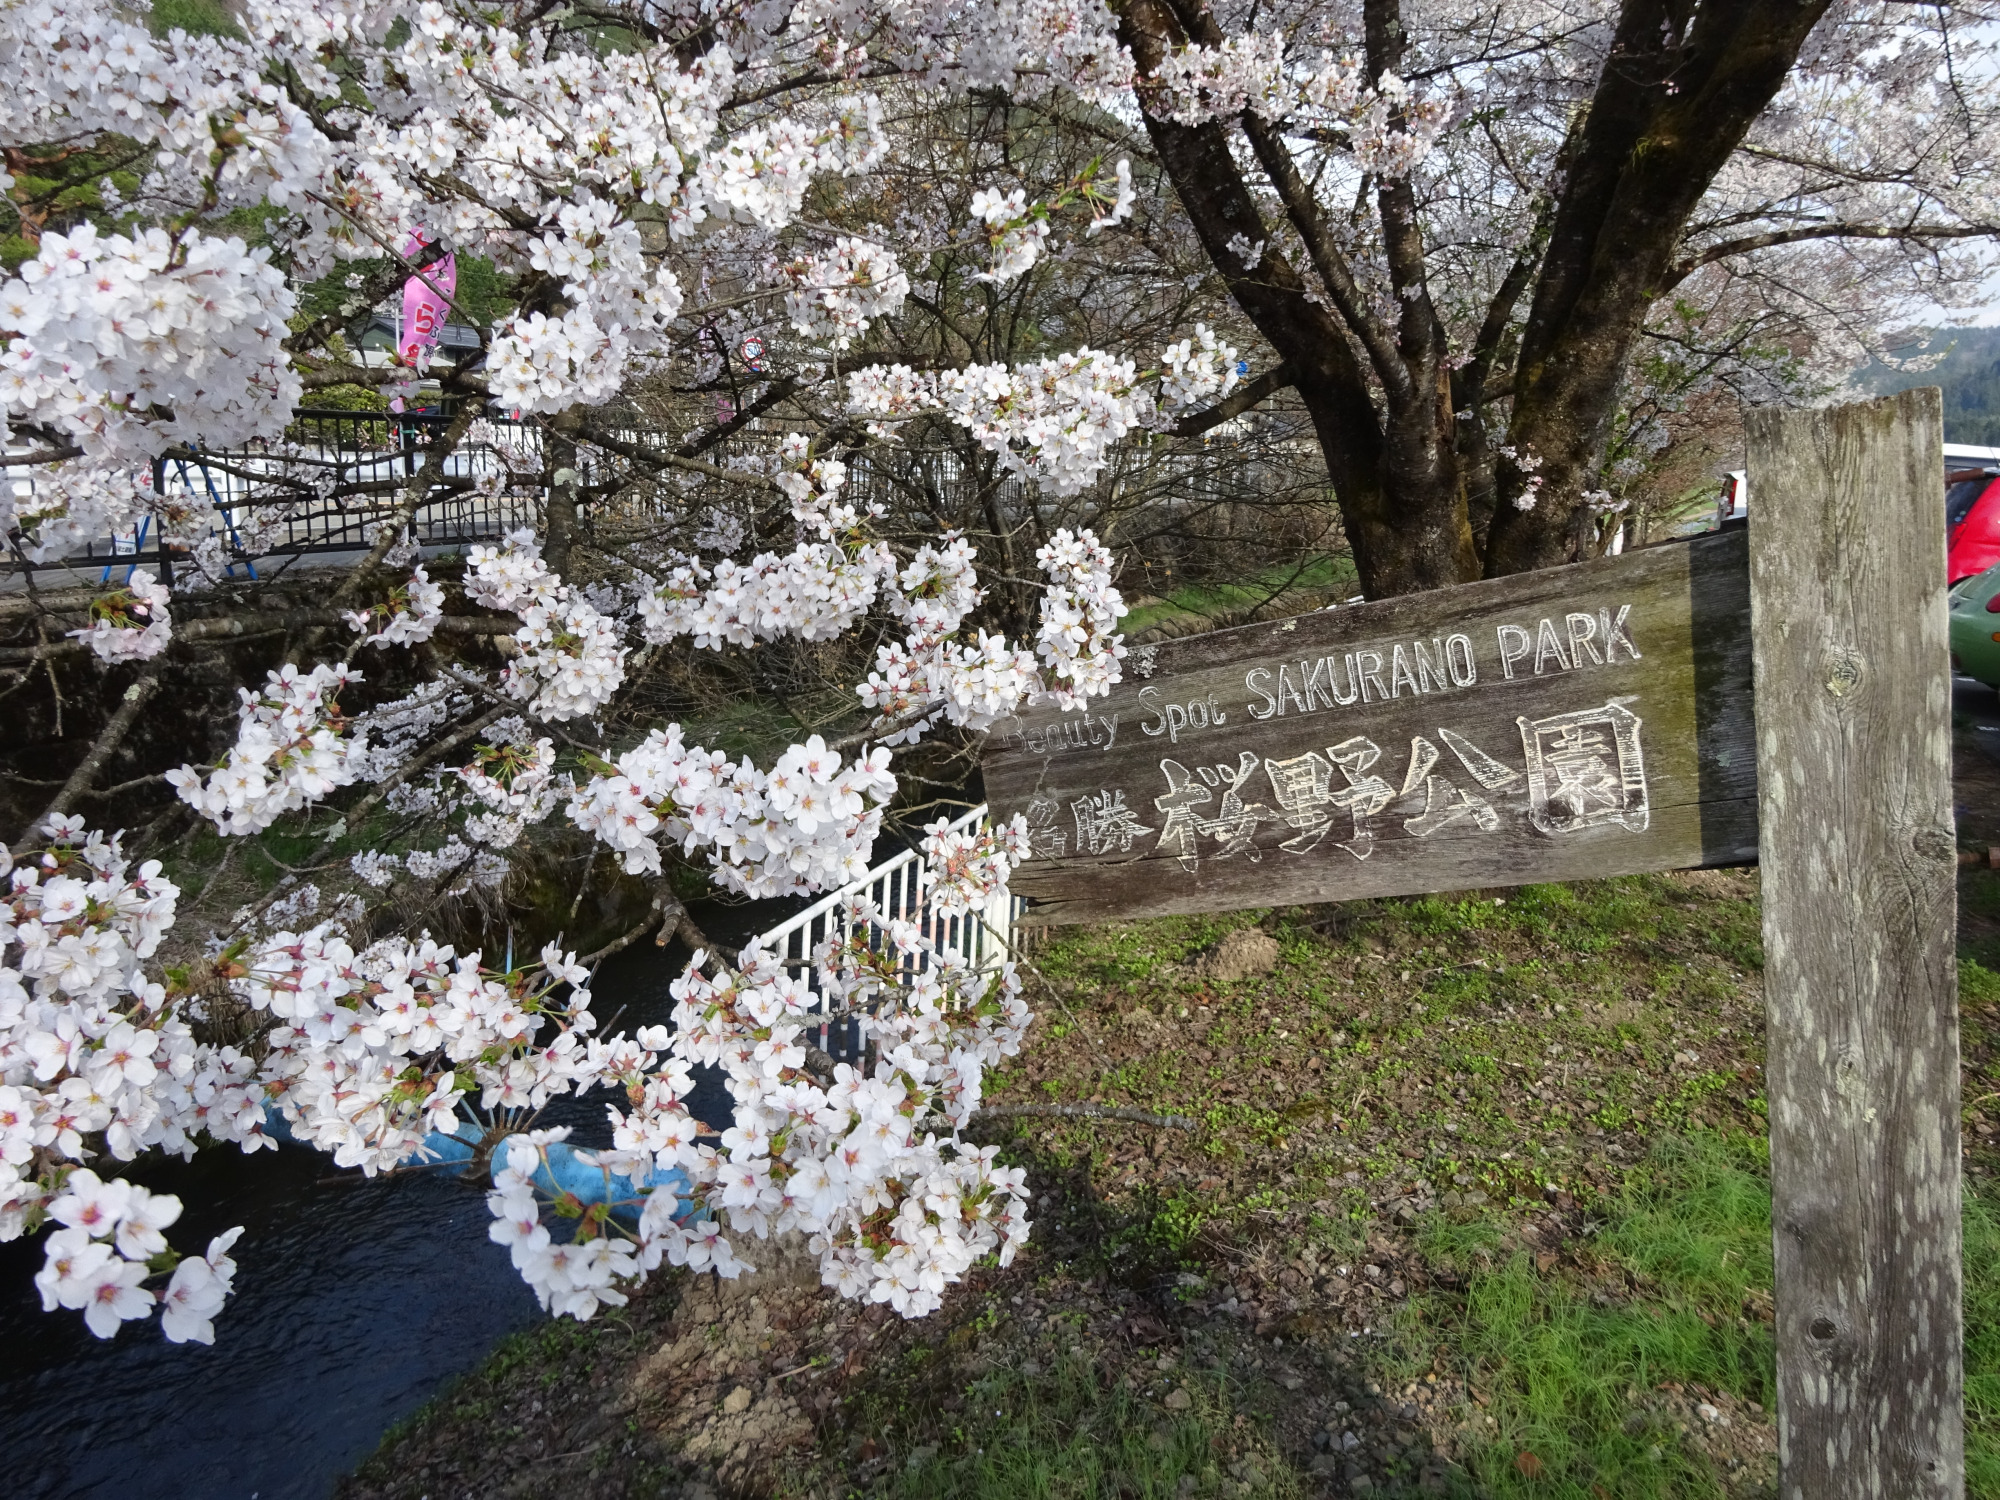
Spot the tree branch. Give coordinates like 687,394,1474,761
0,611,520,667
1166,363,1294,438
26,673,159,840
1667,219,2000,286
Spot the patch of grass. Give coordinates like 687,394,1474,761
874,1355,1295,1500
1121,556,1356,638
1969,1184,2000,1497
1035,912,1261,990
149,0,241,36
1966,957,2000,1008
1409,1132,1776,1499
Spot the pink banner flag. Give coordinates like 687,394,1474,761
397,230,456,364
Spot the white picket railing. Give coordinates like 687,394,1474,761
751,803,1018,1035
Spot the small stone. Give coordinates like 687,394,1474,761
722,1385,753,1415
1195,929,1281,983
1697,1402,1728,1426
1164,1387,1194,1412
1281,1375,1304,1391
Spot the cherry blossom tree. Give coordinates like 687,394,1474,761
1116,0,2000,592
2,0,1992,1348
0,0,1195,1343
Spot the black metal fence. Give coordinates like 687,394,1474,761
62,409,545,578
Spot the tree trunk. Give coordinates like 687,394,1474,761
1126,0,1839,596
1484,0,1832,576
1123,0,1478,600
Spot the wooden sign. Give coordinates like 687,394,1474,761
985,526,1758,925
981,388,1965,1498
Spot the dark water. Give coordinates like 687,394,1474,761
0,917,752,1500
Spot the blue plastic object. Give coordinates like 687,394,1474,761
259,1106,687,1223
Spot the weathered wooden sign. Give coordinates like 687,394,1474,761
983,387,1965,1499
986,526,1757,925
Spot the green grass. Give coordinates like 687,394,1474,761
872,1355,1295,1500
1971,1186,2000,1498
1407,1133,2000,1499
148,0,241,36
1409,1132,1777,1499
1121,556,1356,638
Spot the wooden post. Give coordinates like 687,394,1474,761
1746,387,1963,1498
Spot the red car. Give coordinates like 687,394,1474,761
1949,467,2000,584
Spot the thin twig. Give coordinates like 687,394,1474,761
975,1103,1196,1130
581,912,667,965
311,704,508,857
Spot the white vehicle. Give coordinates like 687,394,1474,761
1716,443,2000,531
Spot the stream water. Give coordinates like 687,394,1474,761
0,906,765,1500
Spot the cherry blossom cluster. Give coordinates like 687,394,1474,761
967,158,1136,283
849,328,1238,495
467,532,627,720
454,736,563,849
1146,40,1450,177
487,201,685,415
888,535,985,637
167,663,369,836
0,460,155,565
856,630,1045,743
566,729,895,899
35,1172,243,1344
1033,527,1130,708
855,525,1125,736
782,237,910,348
0,225,299,463
1158,324,1242,413
635,443,895,650
70,576,173,663
485,886,1034,1318
2,817,267,1342
343,565,445,648
486,1130,641,1320
240,929,600,1171
919,813,1032,918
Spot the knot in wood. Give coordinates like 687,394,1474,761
1913,827,1957,863
1823,646,1864,698
1809,1316,1837,1342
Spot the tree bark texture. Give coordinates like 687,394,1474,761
1746,388,1963,1499
1124,0,1833,597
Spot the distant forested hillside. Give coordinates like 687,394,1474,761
1853,326,2000,446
